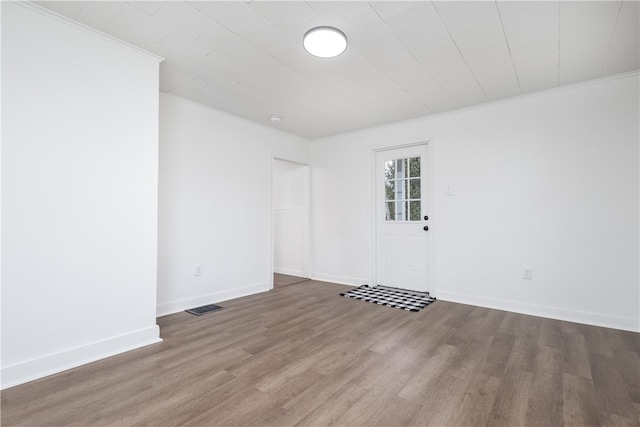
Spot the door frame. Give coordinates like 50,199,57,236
268,156,311,289
368,138,436,294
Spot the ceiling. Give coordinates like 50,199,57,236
34,1,639,139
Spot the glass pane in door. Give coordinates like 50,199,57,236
383,156,421,222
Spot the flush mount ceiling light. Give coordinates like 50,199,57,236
270,115,282,123
303,26,347,58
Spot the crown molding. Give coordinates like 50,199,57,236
12,1,165,63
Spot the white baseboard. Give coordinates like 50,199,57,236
310,273,367,287
156,282,270,317
436,290,639,333
274,268,306,277
1,325,162,390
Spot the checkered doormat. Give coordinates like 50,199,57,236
340,285,436,312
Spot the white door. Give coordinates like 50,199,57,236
375,145,430,292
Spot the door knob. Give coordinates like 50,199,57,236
424,215,429,221
423,225,429,231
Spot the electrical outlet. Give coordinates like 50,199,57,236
195,264,203,276
522,266,532,280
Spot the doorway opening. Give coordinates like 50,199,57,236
272,158,310,288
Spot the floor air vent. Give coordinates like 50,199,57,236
185,304,224,316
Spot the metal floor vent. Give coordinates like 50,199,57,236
185,304,224,316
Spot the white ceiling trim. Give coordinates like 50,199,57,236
22,1,165,63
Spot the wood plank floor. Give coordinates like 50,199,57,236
2,280,639,426
274,273,310,288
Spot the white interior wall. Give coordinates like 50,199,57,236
311,73,640,332
1,3,162,389
273,159,307,277
311,138,371,286
157,94,310,316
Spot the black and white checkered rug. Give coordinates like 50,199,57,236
340,285,436,312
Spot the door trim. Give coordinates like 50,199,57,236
368,138,436,294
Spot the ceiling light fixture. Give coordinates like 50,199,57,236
303,26,347,58
270,115,282,123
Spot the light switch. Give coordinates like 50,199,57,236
445,183,455,196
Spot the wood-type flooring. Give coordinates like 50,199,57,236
274,273,310,288
2,280,639,426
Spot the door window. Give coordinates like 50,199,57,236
384,156,421,221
